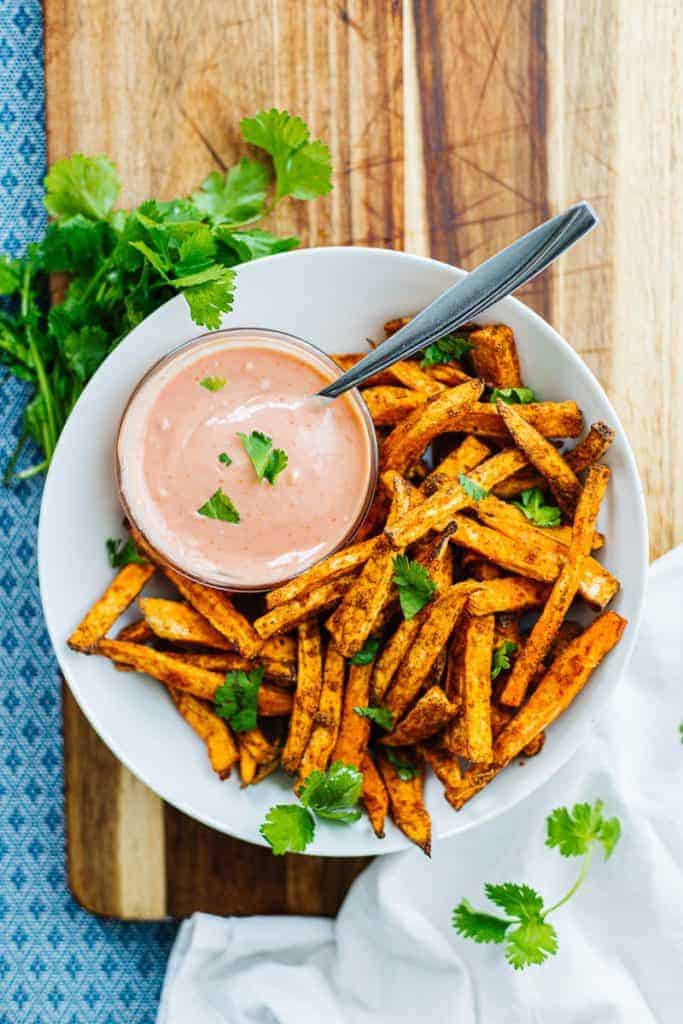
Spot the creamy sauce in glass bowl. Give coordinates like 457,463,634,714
116,328,377,590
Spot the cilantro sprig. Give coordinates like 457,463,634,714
453,799,621,969
385,747,420,781
491,641,518,680
513,487,562,527
353,706,394,731
420,334,473,368
214,666,264,732
458,474,489,502
1,109,331,482
392,555,436,620
238,430,288,485
260,761,363,855
105,536,148,568
349,637,380,665
197,488,240,523
490,386,536,405
200,376,226,391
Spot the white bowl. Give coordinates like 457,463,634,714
39,247,648,856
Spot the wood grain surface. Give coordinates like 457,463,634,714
45,0,682,919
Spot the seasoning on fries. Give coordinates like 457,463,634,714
70,316,627,855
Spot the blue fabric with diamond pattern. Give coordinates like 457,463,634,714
0,3,176,1020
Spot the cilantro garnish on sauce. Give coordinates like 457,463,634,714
197,488,240,523
238,430,288,485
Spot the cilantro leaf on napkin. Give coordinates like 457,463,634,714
453,799,621,969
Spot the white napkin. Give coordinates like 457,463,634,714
158,548,683,1024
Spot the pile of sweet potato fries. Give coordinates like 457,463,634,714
69,319,627,854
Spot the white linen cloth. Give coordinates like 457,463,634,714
158,548,683,1024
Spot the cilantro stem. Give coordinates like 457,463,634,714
543,845,594,917
2,431,27,484
15,458,49,480
21,260,57,459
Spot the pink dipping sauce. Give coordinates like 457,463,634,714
117,330,376,589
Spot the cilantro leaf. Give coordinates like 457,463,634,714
214,666,264,732
385,747,420,781
353,705,394,731
200,376,226,391
546,800,621,860
0,254,21,295
216,227,299,263
679,722,683,743
505,920,558,970
298,761,363,823
452,900,511,944
458,474,489,502
197,488,240,523
513,487,562,528
218,452,232,466
241,109,332,201
238,430,288,485
349,637,380,665
490,386,536,405
420,334,473,368
44,154,120,221
392,555,436,620
484,882,544,920
182,271,235,330
260,804,315,855
192,158,269,224
105,536,148,568
491,641,518,680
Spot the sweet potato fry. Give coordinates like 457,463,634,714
452,613,495,762
500,465,611,707
363,386,426,426
469,324,522,387
452,401,583,439
171,651,295,685
116,618,154,643
384,315,412,335
475,494,603,553
377,750,431,855
467,577,549,616
381,378,483,473
385,583,475,719
254,577,354,639
68,563,155,652
382,686,460,746
265,538,377,610
371,534,453,701
240,727,280,767
298,643,346,783
237,735,258,786
426,363,472,386
420,436,491,496
495,612,627,764
140,597,231,649
333,662,374,767
164,567,261,658
96,639,293,714
489,703,544,757
361,753,389,838
386,448,528,548
170,689,238,778
419,737,463,789
326,479,413,658
491,421,616,499
386,360,444,396
281,620,324,773
497,399,582,517
447,515,618,609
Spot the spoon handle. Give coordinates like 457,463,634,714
318,201,598,399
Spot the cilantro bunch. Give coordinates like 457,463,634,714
0,109,331,482
453,799,620,969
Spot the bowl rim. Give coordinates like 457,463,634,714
39,244,649,856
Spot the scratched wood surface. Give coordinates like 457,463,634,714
44,0,682,918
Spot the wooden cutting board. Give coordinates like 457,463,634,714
44,0,682,918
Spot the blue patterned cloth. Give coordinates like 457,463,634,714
0,3,176,1021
